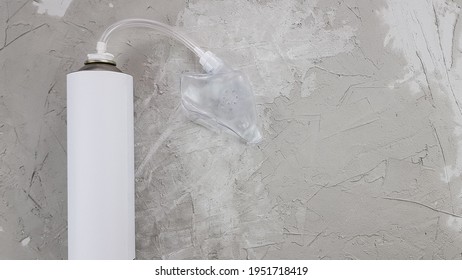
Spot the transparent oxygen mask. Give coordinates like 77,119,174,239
181,69,262,144
90,19,262,143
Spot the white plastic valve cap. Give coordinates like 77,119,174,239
96,41,107,53
87,52,115,62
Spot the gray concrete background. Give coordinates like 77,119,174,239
1,0,462,259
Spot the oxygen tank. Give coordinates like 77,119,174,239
67,60,135,260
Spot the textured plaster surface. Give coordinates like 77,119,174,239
1,0,462,259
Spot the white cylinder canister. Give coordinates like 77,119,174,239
67,62,135,259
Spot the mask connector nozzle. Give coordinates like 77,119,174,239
199,51,225,74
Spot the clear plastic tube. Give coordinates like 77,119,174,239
92,18,261,143
98,18,205,57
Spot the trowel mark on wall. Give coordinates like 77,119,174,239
32,0,73,17
20,236,30,246
380,0,462,235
